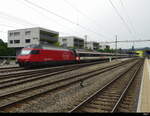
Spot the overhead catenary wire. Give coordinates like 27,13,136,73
119,0,137,36
17,0,86,38
63,0,106,30
0,24,18,28
0,11,38,27
0,1,81,40
63,0,113,39
102,39,150,44
108,0,133,35
24,0,76,25
23,0,111,40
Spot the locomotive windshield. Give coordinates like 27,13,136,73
20,50,31,55
20,49,40,55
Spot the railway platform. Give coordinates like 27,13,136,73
137,58,150,112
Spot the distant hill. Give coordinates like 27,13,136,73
136,47,150,50
122,47,150,51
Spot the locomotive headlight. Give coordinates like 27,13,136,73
76,57,79,60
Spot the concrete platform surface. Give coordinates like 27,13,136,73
137,58,150,112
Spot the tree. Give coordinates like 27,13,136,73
54,42,60,47
0,40,16,56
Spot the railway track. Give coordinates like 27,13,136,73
0,60,108,75
0,67,24,73
0,59,135,89
0,59,131,74
116,62,143,112
0,61,102,74
0,66,18,70
0,58,138,111
69,59,143,112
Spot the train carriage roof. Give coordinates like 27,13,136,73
24,44,71,51
24,44,128,55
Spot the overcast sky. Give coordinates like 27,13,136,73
0,0,150,49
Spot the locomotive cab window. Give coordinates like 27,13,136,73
31,50,40,54
20,50,31,55
20,49,40,55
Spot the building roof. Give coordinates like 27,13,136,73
8,27,59,34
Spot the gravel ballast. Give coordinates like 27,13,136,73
2,59,137,112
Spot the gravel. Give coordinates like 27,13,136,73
4,59,136,112
0,60,122,95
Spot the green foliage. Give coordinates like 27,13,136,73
0,41,16,56
54,42,60,47
68,46,77,49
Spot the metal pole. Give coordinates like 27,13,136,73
84,35,87,49
115,35,117,58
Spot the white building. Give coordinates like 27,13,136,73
99,44,110,50
8,27,59,55
59,36,84,49
86,41,100,50
8,27,59,48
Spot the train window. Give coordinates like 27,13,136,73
79,53,84,57
91,54,94,57
31,50,40,54
20,50,31,55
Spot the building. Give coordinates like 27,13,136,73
99,44,110,50
59,36,84,49
86,41,99,50
8,27,59,55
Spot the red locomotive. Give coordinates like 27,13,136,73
17,44,128,67
17,44,78,67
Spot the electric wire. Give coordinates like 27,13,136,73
63,0,113,39
119,0,137,37
23,0,110,40
63,0,110,34
17,0,85,38
0,24,18,28
0,11,37,27
108,0,133,35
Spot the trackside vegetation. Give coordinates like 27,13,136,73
0,39,16,56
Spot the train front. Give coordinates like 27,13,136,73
16,48,40,67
